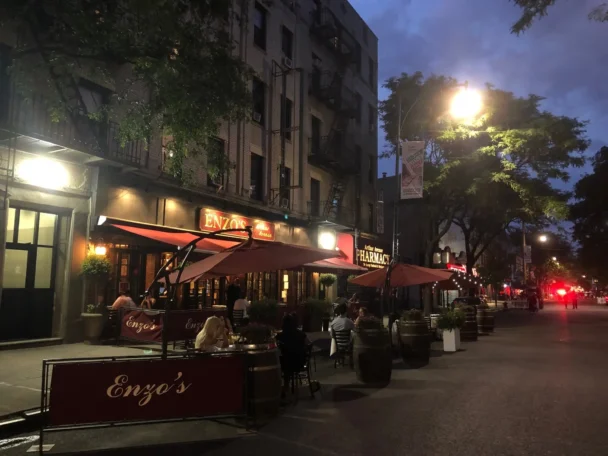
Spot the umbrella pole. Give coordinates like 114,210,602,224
142,227,254,358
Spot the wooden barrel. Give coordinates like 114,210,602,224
399,320,431,366
460,306,478,342
246,346,282,422
477,308,495,334
353,328,392,384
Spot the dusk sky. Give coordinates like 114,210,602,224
351,0,607,191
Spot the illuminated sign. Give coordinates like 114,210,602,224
356,244,390,269
198,208,275,241
446,263,466,273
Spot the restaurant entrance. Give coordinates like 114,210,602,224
0,207,59,341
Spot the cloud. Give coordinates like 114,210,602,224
357,0,608,180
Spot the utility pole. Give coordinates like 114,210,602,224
522,220,527,285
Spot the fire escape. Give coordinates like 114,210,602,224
308,5,359,228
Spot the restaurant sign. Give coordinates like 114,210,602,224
121,310,163,343
199,208,275,241
356,244,390,269
48,356,246,426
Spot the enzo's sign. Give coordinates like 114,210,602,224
121,310,163,343
199,208,275,241
356,244,390,269
48,356,246,426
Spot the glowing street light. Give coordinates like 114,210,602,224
552,257,557,262
450,86,483,120
539,235,548,243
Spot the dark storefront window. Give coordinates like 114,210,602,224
1,207,59,341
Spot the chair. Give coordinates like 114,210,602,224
233,309,245,328
331,329,353,368
290,344,316,401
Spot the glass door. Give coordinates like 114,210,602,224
1,208,58,341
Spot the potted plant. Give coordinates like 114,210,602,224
303,298,331,332
248,299,279,327
399,309,431,366
353,316,392,384
81,254,112,343
437,309,465,352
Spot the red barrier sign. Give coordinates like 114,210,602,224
49,356,245,426
121,310,163,343
164,309,226,341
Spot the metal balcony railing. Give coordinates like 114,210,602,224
308,136,359,175
309,71,357,117
309,6,357,64
0,83,147,167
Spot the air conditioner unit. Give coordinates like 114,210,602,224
253,112,262,123
280,198,290,208
282,57,293,69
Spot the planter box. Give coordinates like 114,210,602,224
82,313,105,344
442,329,460,352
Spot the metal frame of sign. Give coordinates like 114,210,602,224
38,351,250,454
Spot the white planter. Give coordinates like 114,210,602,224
443,329,460,352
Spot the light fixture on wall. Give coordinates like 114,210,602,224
94,239,107,256
318,230,337,250
16,157,69,190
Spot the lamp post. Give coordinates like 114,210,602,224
392,83,482,262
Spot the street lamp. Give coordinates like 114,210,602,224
539,235,548,243
552,256,557,262
450,86,483,120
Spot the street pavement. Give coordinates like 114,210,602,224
3,301,608,455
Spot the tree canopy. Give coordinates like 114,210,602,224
570,146,608,283
1,0,252,182
510,0,608,34
379,72,587,270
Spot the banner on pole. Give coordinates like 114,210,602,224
400,141,425,200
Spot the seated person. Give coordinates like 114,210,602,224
195,316,229,351
276,314,310,394
354,306,368,327
330,303,355,332
111,290,137,310
233,291,249,318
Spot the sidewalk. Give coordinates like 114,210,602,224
0,332,331,419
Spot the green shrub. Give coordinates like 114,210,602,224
402,308,424,322
437,309,465,331
304,298,332,317
319,273,337,288
81,255,112,276
248,299,278,323
238,323,273,344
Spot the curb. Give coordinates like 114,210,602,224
0,408,46,439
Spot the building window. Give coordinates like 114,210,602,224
368,104,376,134
368,56,375,87
310,178,321,216
280,166,291,208
250,153,264,201
355,93,362,125
311,115,322,155
252,78,265,126
282,96,293,141
281,26,293,60
253,2,267,50
368,203,374,233
355,42,362,74
206,137,226,187
368,155,375,183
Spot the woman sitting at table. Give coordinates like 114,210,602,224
276,313,310,396
195,316,229,351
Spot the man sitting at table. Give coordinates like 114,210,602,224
330,303,354,332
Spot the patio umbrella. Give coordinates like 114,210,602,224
348,263,454,288
166,239,341,284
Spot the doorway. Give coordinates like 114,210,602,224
0,208,59,341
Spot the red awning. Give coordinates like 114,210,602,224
111,224,238,253
304,256,367,272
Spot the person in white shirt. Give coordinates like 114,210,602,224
330,303,355,332
233,291,249,317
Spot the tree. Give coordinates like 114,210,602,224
379,72,588,313
476,243,512,305
510,0,608,34
1,0,252,183
570,146,608,283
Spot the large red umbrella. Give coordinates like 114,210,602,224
166,239,340,284
349,263,454,288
